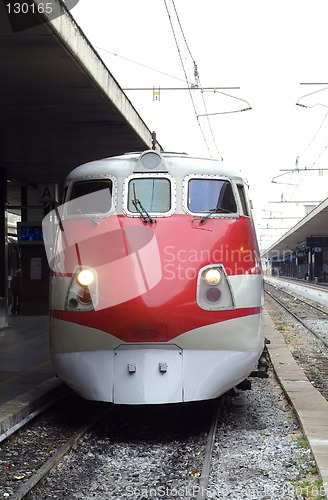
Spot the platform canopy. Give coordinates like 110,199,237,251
0,0,161,205
262,197,328,259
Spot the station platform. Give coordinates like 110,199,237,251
0,315,61,440
0,311,328,495
0,316,54,405
265,311,328,496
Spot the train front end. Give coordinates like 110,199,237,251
43,150,264,404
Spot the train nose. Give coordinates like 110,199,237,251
113,344,183,404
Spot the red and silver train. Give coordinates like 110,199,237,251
43,150,264,404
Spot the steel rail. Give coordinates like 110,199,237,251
12,406,112,500
196,397,224,500
266,282,328,316
264,288,328,350
0,397,59,444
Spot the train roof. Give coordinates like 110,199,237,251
66,150,247,183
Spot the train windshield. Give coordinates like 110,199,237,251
188,179,237,213
67,180,113,215
128,178,171,213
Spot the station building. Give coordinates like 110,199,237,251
261,197,328,283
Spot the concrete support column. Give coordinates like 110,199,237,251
21,186,27,222
0,167,8,327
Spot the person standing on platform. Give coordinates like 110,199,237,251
11,269,22,315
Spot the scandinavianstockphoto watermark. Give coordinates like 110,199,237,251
124,483,326,500
124,482,327,498
4,0,80,32
163,244,261,280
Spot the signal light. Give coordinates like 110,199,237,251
206,287,221,303
197,264,235,310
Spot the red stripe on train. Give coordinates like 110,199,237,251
51,305,262,342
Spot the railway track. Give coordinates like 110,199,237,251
265,279,328,403
195,398,222,500
0,381,317,498
0,393,110,499
34,398,223,499
0,394,222,499
264,280,328,349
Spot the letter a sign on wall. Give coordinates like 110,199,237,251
37,184,58,203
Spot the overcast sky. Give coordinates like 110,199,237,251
71,0,328,250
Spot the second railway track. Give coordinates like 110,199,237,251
264,280,328,349
265,279,328,403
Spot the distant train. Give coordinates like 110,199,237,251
43,150,264,404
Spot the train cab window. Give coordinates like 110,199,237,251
187,178,237,214
237,184,250,216
125,175,175,216
66,179,113,215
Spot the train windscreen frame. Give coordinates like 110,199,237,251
187,178,237,214
66,179,114,215
124,174,176,217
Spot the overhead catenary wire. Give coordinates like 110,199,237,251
271,86,328,207
163,0,252,159
121,87,241,91
97,3,249,160
163,0,223,160
96,18,222,158
261,84,328,250
171,3,224,158
296,109,328,160
95,46,190,84
294,85,328,180
296,85,328,109
94,48,240,93
285,97,328,202
197,89,251,116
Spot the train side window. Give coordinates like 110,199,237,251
125,175,175,216
187,179,237,214
237,184,250,216
67,179,113,215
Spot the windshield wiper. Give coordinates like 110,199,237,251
77,209,99,226
131,184,153,223
199,206,230,223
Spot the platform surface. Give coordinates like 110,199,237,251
0,316,54,405
265,311,328,497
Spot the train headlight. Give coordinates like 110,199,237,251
139,150,163,170
197,264,235,311
204,268,221,286
77,269,95,287
66,266,98,311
